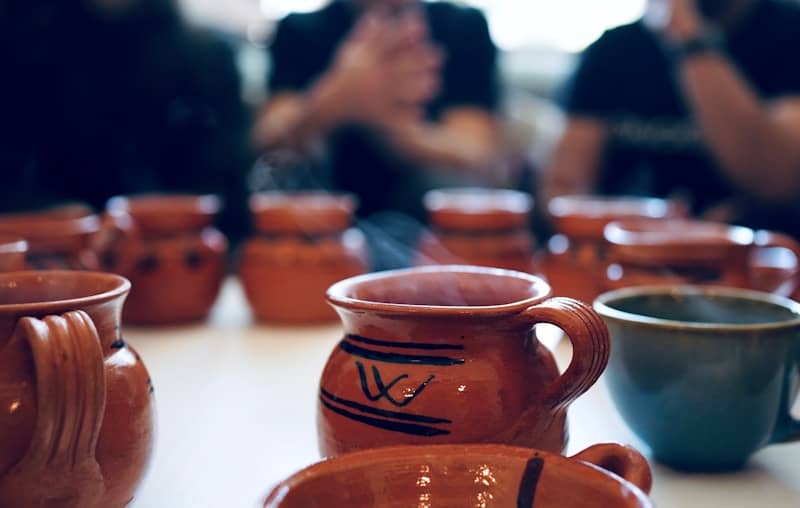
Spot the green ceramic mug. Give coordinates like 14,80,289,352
594,285,800,471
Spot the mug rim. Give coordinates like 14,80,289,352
263,443,653,508
327,265,551,316
594,285,800,332
0,271,131,313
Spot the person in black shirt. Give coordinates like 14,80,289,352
256,0,500,220
0,0,251,242
543,0,800,237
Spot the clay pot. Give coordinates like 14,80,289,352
104,195,227,325
318,265,610,457
417,188,536,273
543,195,686,304
0,271,154,507
264,443,653,508
240,192,369,324
0,236,28,272
0,205,102,270
603,219,800,297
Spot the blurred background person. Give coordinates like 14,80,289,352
254,0,501,222
0,0,251,242
542,0,800,238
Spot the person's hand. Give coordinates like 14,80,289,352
318,8,443,128
644,0,705,43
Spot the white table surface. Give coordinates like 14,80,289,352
126,278,800,508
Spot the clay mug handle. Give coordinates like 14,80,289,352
0,311,106,506
751,230,800,299
522,297,611,411
572,443,653,494
93,210,140,272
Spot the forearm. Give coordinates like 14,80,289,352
385,112,499,174
679,53,800,200
255,75,346,153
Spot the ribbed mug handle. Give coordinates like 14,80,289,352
0,311,106,506
752,230,800,298
522,297,611,411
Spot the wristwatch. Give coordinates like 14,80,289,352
669,25,726,61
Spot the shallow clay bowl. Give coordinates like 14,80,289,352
548,195,685,240
424,188,533,231
250,192,356,235
263,443,653,508
107,194,220,235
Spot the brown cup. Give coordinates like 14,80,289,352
240,192,369,324
603,219,800,297
416,188,536,273
0,205,102,270
264,443,653,508
104,194,227,325
543,195,687,303
0,271,154,507
0,236,28,272
318,265,610,456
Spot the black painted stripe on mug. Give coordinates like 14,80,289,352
320,387,452,425
517,456,545,508
320,397,451,437
346,334,464,351
340,341,465,366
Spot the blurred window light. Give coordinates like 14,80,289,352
260,0,646,52
468,0,646,52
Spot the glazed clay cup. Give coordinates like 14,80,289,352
0,205,102,270
318,265,610,457
264,443,653,508
543,195,686,304
604,219,800,297
416,188,536,273
0,271,154,507
240,192,369,324
0,236,28,272
595,286,800,471
105,195,227,325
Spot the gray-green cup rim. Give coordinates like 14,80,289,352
593,285,800,332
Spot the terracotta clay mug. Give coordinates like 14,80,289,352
318,265,610,457
240,192,369,324
543,195,686,304
604,219,800,297
104,194,227,325
0,271,154,507
416,188,536,273
0,204,103,270
0,236,28,272
595,285,800,471
264,443,653,508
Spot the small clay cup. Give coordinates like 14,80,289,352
318,265,610,456
104,194,227,325
543,195,686,304
417,188,536,273
0,236,28,272
604,219,800,297
264,443,653,508
240,192,369,324
595,285,800,471
0,271,154,507
0,205,102,270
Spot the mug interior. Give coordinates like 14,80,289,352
597,287,800,327
328,266,549,311
0,271,129,308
